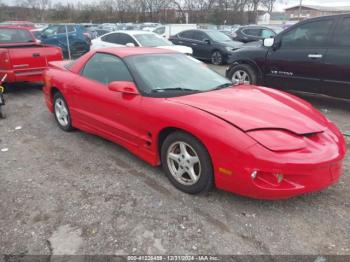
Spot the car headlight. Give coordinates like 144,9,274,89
247,129,308,151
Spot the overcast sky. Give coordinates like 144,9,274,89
3,0,350,11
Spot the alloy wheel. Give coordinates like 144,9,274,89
232,70,251,83
211,51,223,65
166,141,201,186
54,97,69,127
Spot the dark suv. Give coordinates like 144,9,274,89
40,24,91,58
232,25,276,43
169,29,243,65
226,14,350,99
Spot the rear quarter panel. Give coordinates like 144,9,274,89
43,67,77,112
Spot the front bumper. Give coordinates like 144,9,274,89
213,128,346,200
216,159,343,200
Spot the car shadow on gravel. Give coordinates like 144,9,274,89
3,82,43,94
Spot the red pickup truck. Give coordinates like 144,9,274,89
0,26,63,84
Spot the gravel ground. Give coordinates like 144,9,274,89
0,65,349,255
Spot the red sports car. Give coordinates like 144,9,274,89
43,47,346,199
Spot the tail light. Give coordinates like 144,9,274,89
0,50,11,70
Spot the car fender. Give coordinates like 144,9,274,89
146,100,257,170
226,59,263,83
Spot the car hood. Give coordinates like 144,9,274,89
157,45,193,54
168,85,327,135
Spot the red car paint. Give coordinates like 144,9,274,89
43,48,346,199
0,26,63,84
1,21,35,29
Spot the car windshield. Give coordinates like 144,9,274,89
0,28,34,43
206,30,231,42
126,53,232,96
134,34,172,47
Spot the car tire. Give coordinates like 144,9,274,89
228,64,257,84
161,131,213,194
211,50,224,65
53,92,73,132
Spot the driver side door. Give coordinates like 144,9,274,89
264,18,335,93
71,52,143,147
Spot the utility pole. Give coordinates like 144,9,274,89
298,0,303,20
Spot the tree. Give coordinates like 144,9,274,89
262,0,277,14
19,0,51,21
247,0,261,23
1,0,261,25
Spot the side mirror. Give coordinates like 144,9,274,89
108,81,139,95
126,43,135,47
263,38,274,48
35,39,41,44
204,39,211,45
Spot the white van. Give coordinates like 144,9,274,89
153,24,197,39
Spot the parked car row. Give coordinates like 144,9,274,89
1,20,286,65
91,31,193,55
2,14,350,101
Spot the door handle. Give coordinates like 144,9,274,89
192,43,197,46
32,53,40,57
308,54,323,59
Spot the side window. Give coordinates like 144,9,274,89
42,26,59,37
179,30,194,39
281,19,333,48
243,28,261,37
120,34,137,45
58,25,75,34
192,31,207,41
82,53,133,84
154,27,165,35
67,25,75,33
261,29,275,38
102,33,137,45
334,17,350,47
101,33,113,43
58,26,65,34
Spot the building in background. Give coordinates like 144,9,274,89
285,5,350,20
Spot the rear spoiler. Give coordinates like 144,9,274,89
48,60,72,70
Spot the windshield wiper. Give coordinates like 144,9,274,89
152,87,200,93
211,82,233,91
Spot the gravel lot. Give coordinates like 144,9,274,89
0,65,349,255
